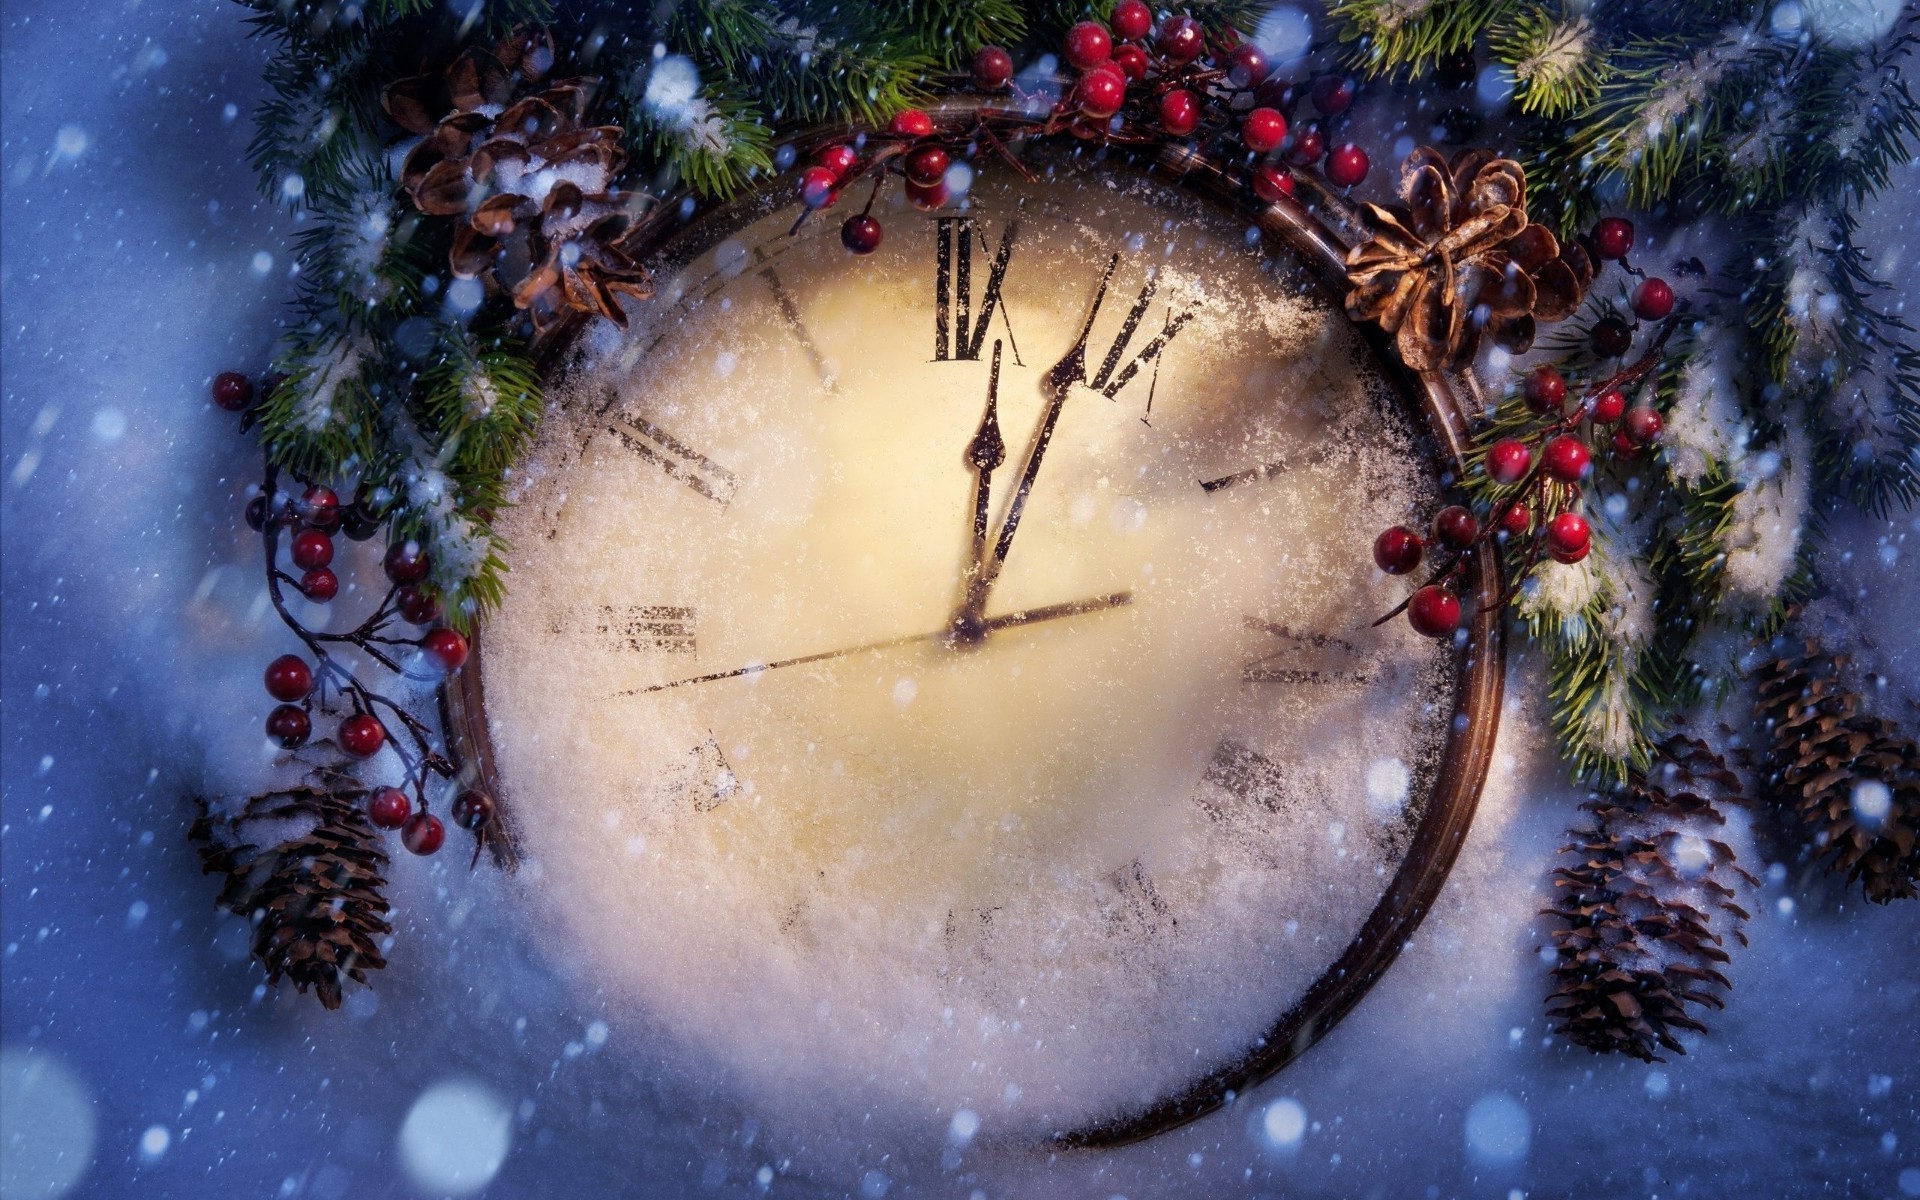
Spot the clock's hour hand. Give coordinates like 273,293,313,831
959,254,1119,624
615,591,1132,697
965,340,1007,582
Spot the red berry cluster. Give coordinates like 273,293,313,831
217,371,492,860
799,109,963,257
798,16,1385,252
1045,11,1371,196
1582,216,1675,361
1368,301,1679,638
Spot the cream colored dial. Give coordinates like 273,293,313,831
484,158,1456,1130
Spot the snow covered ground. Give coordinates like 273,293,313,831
3,4,1918,1198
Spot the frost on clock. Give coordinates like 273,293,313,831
484,162,1460,1134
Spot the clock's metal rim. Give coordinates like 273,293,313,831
440,96,1505,1151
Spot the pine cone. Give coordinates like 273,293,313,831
383,30,653,333
191,785,392,1010
1753,639,1920,903
1543,737,1755,1060
1345,146,1592,372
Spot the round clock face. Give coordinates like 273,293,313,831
480,152,1468,1135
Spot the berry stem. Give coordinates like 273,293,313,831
259,462,455,809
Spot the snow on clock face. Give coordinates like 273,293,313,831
472,148,1491,1141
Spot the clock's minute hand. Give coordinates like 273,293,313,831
958,253,1119,627
613,591,1133,697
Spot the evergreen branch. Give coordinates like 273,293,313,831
1328,0,1519,80
258,334,380,481
1555,26,1780,214
662,1,940,127
629,86,777,199
1816,341,1920,517
1490,7,1610,118
897,0,1027,63
1827,27,1920,206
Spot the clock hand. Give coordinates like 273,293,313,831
965,340,1008,581
615,591,1132,697
958,253,1120,625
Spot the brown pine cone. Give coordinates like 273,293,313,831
1753,639,1920,903
191,785,392,1010
383,30,653,333
1543,736,1756,1060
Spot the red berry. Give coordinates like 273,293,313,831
301,485,339,528
1623,406,1664,444
905,145,949,187
1592,217,1635,261
799,165,839,209
1632,277,1674,321
341,499,383,541
972,45,1014,90
889,109,934,137
907,180,950,210
1311,74,1356,116
1541,435,1592,483
245,494,271,531
266,705,311,749
1065,20,1113,70
299,566,339,602
1590,389,1627,424
1159,88,1200,137
290,529,334,571
1228,44,1271,87
1076,69,1126,119
1486,438,1533,484
1433,505,1478,549
423,627,470,672
451,789,495,831
1113,43,1149,80
814,143,859,179
1241,108,1287,154
212,372,253,411
1612,431,1641,459
1111,0,1152,41
397,585,440,625
1373,525,1425,575
264,654,313,702
1326,143,1370,188
339,713,386,758
368,787,411,830
384,540,430,585
402,812,445,856
1546,512,1592,564
1525,366,1567,414
1252,163,1294,202
841,214,884,255
1288,124,1326,165
1158,15,1204,62
1499,503,1533,535
1407,586,1463,638
1591,315,1633,358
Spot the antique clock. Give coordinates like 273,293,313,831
445,101,1502,1148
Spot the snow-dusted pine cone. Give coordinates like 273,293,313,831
191,785,392,1010
1753,639,1920,903
1543,736,1755,1060
383,29,653,333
